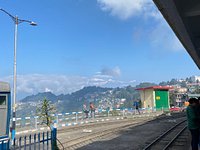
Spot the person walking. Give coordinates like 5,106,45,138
186,98,200,150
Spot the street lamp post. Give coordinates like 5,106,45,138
0,8,37,140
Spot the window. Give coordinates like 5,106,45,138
0,95,6,105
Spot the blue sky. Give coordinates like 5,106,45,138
0,0,199,99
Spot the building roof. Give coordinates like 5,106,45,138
136,86,173,91
153,0,200,69
0,81,10,92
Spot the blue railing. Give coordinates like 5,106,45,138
15,107,164,134
9,128,58,150
2,107,164,149
0,137,10,150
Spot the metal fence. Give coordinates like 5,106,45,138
0,107,165,150
0,137,10,150
15,107,163,132
8,128,58,150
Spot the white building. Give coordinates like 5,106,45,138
191,76,200,82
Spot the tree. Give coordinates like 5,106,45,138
197,79,200,83
159,81,168,86
169,91,177,106
135,82,157,89
169,78,178,85
36,98,56,128
36,98,59,149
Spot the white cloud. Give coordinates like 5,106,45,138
97,0,183,52
100,66,121,77
97,0,157,20
1,72,136,100
1,74,88,99
45,88,52,92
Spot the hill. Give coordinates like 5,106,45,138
18,83,156,117
16,76,200,117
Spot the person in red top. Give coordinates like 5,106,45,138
90,102,95,118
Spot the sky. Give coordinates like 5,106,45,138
0,0,199,100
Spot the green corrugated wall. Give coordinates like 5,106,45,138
155,90,169,110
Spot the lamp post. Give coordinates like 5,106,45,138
0,8,37,140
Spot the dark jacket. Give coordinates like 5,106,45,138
186,105,199,129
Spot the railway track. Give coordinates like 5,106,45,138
58,117,153,134
59,120,149,149
13,112,187,150
56,113,187,150
143,119,187,150
57,112,185,134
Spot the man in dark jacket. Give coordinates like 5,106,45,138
186,98,199,150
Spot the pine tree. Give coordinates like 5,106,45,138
36,98,60,149
36,98,56,128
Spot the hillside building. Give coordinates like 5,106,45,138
191,76,200,82
171,87,188,106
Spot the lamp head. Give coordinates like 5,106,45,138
30,21,37,26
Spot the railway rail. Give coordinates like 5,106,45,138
143,120,187,150
59,119,150,149
12,112,188,150
56,113,187,149
57,112,185,134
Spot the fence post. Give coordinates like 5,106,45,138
29,135,31,150
47,131,49,150
107,107,110,117
51,127,58,150
24,136,27,150
19,137,22,149
43,132,45,150
35,116,38,129
56,114,59,126
38,133,40,150
76,112,78,123
34,134,36,150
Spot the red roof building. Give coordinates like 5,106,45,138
136,86,173,111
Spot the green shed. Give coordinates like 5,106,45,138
136,86,172,111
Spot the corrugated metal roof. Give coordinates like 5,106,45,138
136,86,173,91
0,81,10,92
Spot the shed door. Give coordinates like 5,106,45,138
155,90,169,110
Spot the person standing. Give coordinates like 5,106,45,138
82,103,89,119
90,102,95,118
133,101,140,114
186,98,199,150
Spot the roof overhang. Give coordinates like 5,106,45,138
136,86,173,91
153,0,200,69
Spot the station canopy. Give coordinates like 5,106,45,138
153,0,200,69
